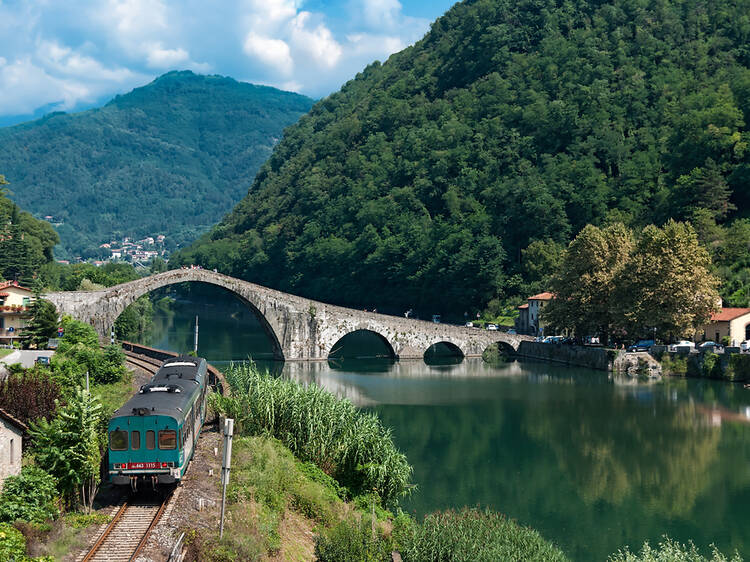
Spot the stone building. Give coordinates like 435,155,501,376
516,292,554,336
0,281,33,346
0,407,26,488
697,307,750,346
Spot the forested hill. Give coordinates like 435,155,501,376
173,0,750,315
0,71,314,258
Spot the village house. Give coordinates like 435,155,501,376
516,292,554,336
0,407,26,489
697,307,750,346
0,281,33,346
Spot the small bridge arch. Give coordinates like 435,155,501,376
327,328,397,360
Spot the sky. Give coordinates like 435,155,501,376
0,0,457,124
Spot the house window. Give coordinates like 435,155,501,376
22,297,30,307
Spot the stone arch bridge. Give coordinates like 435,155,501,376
45,269,528,361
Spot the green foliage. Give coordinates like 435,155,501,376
175,0,750,313
727,354,750,382
315,515,394,562
0,522,27,561
660,355,688,376
57,318,98,350
608,536,741,562
62,512,111,529
701,353,722,379
212,362,413,506
398,507,568,562
0,71,313,258
29,388,103,510
0,467,59,524
0,186,58,286
546,221,719,342
22,297,58,348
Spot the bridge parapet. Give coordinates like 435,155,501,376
45,270,529,361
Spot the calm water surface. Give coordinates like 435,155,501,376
137,284,750,561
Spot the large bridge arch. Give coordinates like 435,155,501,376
46,270,531,361
327,328,397,360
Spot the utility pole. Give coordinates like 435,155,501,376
219,418,234,538
193,315,199,354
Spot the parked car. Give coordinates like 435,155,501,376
627,339,655,352
543,335,565,344
668,340,695,352
698,341,724,352
486,324,499,331
584,336,600,345
35,356,50,366
432,315,441,324
464,321,474,328
740,340,750,352
507,328,517,335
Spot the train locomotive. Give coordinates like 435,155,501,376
107,355,209,490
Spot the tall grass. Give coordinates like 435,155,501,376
212,362,413,506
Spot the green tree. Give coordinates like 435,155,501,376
544,224,633,344
149,256,167,273
30,388,102,511
616,221,720,341
23,295,59,348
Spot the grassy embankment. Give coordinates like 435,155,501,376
193,362,569,561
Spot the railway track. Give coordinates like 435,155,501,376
123,351,162,376
81,491,171,562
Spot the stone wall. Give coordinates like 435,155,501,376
516,341,617,371
0,418,23,490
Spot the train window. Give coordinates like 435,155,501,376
158,430,177,450
146,430,155,450
131,430,141,450
109,430,128,451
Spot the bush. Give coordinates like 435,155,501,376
701,353,722,378
726,354,750,382
608,536,741,561
0,467,59,524
0,522,28,561
57,319,98,351
315,515,394,562
660,355,687,376
212,362,413,506
0,371,61,426
398,507,568,562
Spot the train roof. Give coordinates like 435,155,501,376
111,356,207,422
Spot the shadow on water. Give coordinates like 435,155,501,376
327,329,397,369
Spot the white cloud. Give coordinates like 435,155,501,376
289,12,342,69
243,33,294,75
360,0,403,29
145,43,190,68
0,0,440,116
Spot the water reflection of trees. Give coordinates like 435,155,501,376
524,397,721,516
375,394,750,561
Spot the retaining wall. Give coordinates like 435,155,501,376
516,341,616,371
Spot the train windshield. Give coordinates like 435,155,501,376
109,430,128,451
158,430,177,450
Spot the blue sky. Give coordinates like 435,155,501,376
0,0,456,124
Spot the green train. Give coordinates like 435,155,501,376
107,356,208,490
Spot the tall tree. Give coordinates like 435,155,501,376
544,223,633,345
23,295,59,348
30,388,103,512
615,221,720,341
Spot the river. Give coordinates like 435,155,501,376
136,283,750,561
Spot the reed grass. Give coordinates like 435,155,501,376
212,362,413,506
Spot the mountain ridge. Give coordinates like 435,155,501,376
0,70,315,258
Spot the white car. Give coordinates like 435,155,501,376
486,324,498,331
669,340,695,352
741,340,750,352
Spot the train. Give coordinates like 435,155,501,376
107,355,209,490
